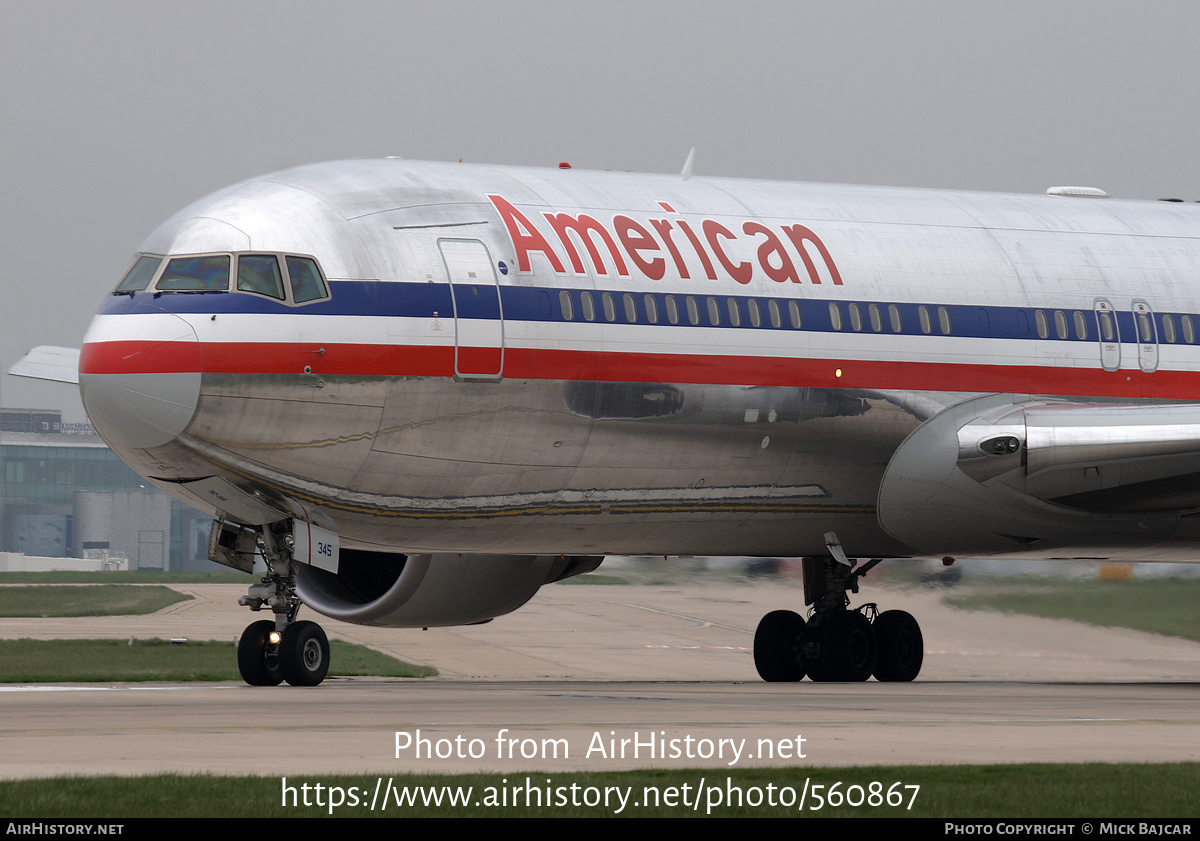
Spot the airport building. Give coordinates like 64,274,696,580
0,408,217,570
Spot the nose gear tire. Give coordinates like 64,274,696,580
280,620,331,686
238,620,284,686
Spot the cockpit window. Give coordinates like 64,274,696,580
157,255,230,292
113,255,162,294
148,252,328,303
237,254,285,300
286,256,328,303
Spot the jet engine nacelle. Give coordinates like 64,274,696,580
876,393,1200,558
295,550,602,628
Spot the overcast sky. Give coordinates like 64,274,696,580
5,1,1200,419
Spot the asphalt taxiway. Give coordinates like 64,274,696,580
0,574,1197,777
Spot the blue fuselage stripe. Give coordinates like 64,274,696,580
102,281,1171,346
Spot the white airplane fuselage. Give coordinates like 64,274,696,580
78,159,1200,567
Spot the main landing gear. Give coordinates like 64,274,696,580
236,525,330,687
753,542,923,683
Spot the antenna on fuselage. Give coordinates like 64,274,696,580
681,147,695,181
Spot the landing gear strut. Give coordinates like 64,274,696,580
236,523,331,687
753,537,923,683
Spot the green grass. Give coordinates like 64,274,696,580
0,571,251,584
944,577,1200,643
0,638,435,682
0,585,190,617
0,763,1195,817
553,573,631,585
559,559,764,587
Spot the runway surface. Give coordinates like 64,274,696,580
1,572,1198,778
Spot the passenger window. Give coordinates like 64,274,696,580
581,291,595,321
830,302,843,331
707,297,721,326
237,255,285,300
286,256,328,303
685,296,700,325
727,298,741,326
114,255,162,294
889,304,901,333
1074,311,1088,340
1054,310,1068,340
157,255,229,292
665,295,679,324
1184,315,1196,344
977,308,991,335
748,299,762,327
768,300,781,328
560,291,574,320
602,292,616,322
847,303,862,331
868,303,882,332
1163,314,1176,343
938,306,951,335
789,300,802,328
1099,311,1115,342
1138,312,1154,342
644,294,658,323
1035,310,1049,339
623,293,637,323
918,305,931,334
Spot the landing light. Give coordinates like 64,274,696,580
269,631,282,645
979,435,1021,456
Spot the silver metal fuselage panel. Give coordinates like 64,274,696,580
77,159,1200,560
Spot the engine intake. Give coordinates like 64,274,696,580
294,551,601,627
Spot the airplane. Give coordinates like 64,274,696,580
12,156,1200,687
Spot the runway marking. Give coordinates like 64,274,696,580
0,684,239,693
0,717,1181,733
642,645,749,650
929,649,1200,660
607,602,749,633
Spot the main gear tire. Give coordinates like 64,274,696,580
753,610,807,682
810,611,876,682
873,609,923,682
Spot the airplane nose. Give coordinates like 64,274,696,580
78,303,202,450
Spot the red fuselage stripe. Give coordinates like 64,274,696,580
78,339,1194,399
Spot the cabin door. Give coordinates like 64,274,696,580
1131,300,1159,374
439,238,504,380
1094,299,1120,372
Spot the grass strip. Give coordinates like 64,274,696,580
0,571,250,584
0,638,435,682
0,585,190,617
0,763,1196,818
553,574,630,585
944,578,1200,643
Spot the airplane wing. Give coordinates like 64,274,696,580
7,346,80,384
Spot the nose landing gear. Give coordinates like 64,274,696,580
233,524,332,687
